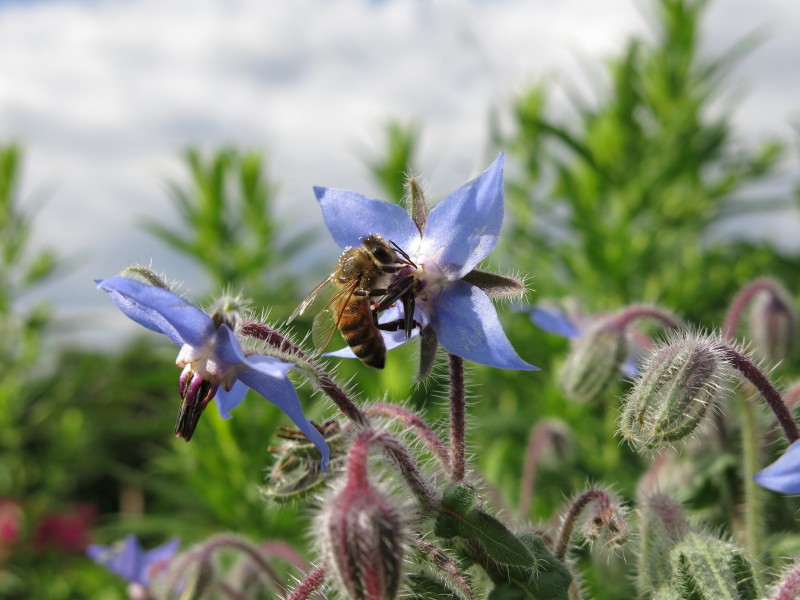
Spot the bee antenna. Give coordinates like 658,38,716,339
390,240,415,266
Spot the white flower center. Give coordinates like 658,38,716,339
176,337,238,391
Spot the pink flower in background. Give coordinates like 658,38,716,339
33,503,96,554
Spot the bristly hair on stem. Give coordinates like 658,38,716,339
240,321,369,428
286,564,327,600
555,487,628,562
449,354,466,482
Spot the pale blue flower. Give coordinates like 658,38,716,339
87,535,179,586
314,153,535,370
754,439,800,494
97,276,329,471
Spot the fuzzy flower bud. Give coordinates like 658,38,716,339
769,559,800,600
319,430,406,600
666,533,758,600
555,487,629,561
619,334,729,450
749,284,796,364
559,317,628,403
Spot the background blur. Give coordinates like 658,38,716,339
2,0,800,598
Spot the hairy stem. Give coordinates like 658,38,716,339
554,489,612,561
610,304,683,332
365,403,450,472
449,354,466,482
722,278,779,340
347,428,439,507
287,564,327,600
241,322,368,427
715,343,800,443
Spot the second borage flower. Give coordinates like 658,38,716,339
313,153,536,371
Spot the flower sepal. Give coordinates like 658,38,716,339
262,421,345,502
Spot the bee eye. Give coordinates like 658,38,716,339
372,247,391,263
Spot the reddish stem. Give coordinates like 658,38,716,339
722,278,779,341
287,564,327,600
346,428,438,506
519,420,565,518
555,488,611,561
715,343,800,443
609,304,682,332
241,322,368,427
449,354,466,482
365,403,450,472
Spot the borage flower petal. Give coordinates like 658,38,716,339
432,281,532,370
97,275,329,471
313,187,421,252
314,152,536,371
754,439,800,494
420,153,504,278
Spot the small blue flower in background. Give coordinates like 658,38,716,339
87,534,179,586
314,153,535,371
754,439,800,494
530,304,646,378
97,275,329,471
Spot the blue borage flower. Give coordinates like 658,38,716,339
96,276,329,471
87,534,179,586
315,153,535,371
754,439,800,494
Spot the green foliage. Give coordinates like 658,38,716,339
365,121,420,204
142,147,312,309
499,0,794,320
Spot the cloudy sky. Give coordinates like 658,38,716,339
1,0,799,346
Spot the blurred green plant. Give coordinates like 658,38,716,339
142,147,314,310
498,0,795,321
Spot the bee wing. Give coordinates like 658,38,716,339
311,308,339,350
311,284,357,350
288,276,335,323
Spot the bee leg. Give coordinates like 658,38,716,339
376,317,423,334
402,293,416,338
374,275,417,312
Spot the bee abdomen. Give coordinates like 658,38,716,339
340,304,386,369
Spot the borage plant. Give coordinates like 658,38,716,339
90,155,800,600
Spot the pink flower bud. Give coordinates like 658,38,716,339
749,284,796,364
318,432,406,600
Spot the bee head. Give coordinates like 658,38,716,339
361,234,396,266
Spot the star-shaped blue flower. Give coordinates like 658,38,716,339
87,534,179,586
97,276,329,471
754,439,800,494
314,153,535,371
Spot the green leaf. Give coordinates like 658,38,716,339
434,485,534,568
407,574,461,600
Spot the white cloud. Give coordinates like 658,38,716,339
0,0,798,346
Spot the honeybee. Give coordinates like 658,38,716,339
288,234,419,369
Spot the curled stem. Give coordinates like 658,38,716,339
609,304,683,332
241,322,368,427
715,342,800,443
449,354,466,482
365,403,450,472
519,420,566,518
722,278,780,340
199,534,284,593
348,427,439,507
554,488,612,561
287,564,327,600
